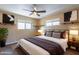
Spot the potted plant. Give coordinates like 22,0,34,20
0,28,8,47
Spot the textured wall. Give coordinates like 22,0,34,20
0,11,37,44
40,9,79,30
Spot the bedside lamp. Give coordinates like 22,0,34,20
69,30,78,41
38,29,44,35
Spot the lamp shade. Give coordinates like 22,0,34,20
38,30,43,33
69,30,78,35
38,29,44,35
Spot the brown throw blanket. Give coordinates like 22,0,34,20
25,37,64,55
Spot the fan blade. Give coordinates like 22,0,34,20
36,10,46,13
36,13,40,16
23,9,32,12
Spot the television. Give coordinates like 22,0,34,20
64,10,77,22
3,14,14,24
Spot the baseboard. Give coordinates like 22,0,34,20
6,41,18,45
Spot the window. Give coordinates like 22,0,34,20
17,22,32,29
46,22,52,26
46,18,60,26
17,22,25,29
52,21,60,25
25,23,31,29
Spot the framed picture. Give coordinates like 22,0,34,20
3,14,15,24
64,10,77,22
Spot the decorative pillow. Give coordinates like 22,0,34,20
52,31,65,39
45,31,52,37
52,32,61,38
61,31,66,38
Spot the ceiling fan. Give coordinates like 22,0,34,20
23,4,46,16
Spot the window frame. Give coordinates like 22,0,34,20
52,21,60,25
17,21,32,30
46,18,60,26
25,22,32,29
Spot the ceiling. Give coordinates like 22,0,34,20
0,4,79,19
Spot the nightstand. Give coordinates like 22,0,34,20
68,40,79,51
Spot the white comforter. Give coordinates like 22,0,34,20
18,36,68,55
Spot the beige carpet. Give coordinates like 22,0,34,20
0,44,79,55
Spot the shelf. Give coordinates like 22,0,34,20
62,21,79,24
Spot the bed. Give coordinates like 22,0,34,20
17,30,68,55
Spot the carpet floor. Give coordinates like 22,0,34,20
0,44,79,55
